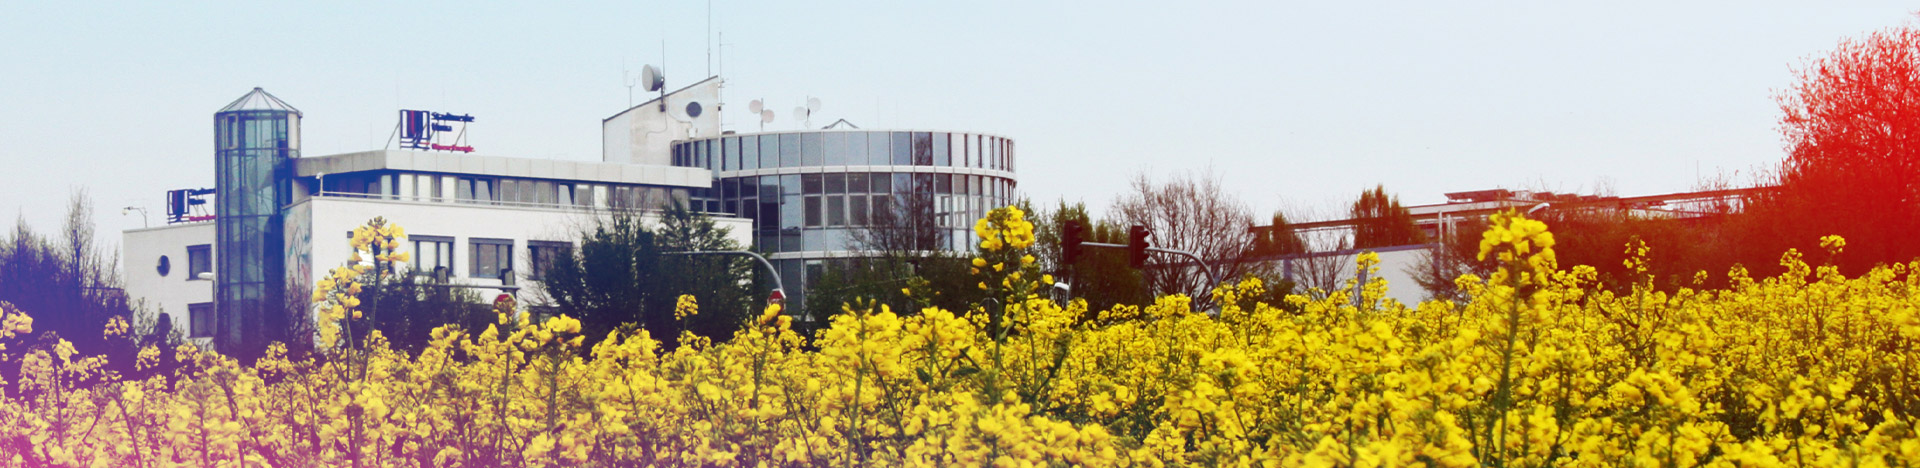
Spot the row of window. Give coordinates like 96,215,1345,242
407,235,573,280
177,238,571,340
672,132,1015,173
323,172,696,211
714,173,1014,236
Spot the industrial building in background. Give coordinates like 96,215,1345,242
124,75,1017,353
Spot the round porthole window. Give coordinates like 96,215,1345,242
685,101,703,118
157,255,172,276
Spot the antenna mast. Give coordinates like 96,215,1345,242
706,0,713,77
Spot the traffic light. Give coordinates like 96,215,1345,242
1128,225,1150,268
1061,219,1085,266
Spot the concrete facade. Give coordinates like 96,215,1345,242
122,222,217,347
123,195,753,343
601,77,722,166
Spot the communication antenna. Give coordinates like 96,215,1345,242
794,97,822,128
638,63,664,111
622,63,639,107
760,109,775,130
749,99,768,131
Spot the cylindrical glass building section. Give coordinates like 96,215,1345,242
213,88,300,356
672,130,1017,311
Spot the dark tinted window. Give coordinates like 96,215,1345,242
824,173,845,194
470,238,513,279
187,244,212,279
802,174,822,195
189,303,213,338
846,173,867,193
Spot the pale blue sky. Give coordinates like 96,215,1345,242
1,1,1912,243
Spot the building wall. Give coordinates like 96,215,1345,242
124,199,754,347
601,77,722,165
122,222,216,347
1270,244,1436,307
670,130,1019,312
296,197,755,301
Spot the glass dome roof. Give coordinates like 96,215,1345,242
217,87,300,115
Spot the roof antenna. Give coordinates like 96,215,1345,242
706,0,713,77
660,40,668,111
622,61,638,108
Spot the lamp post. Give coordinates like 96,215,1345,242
662,250,788,305
122,206,148,228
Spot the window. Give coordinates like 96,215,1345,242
724,137,740,171
780,134,801,167
412,236,454,277
804,197,823,227
760,134,780,168
933,133,950,166
187,244,212,280
827,196,846,227
850,194,869,225
189,302,213,338
891,132,912,165
470,238,513,279
848,132,869,165
802,132,823,166
741,136,759,170
962,134,972,167
867,131,890,165
824,132,846,165
527,241,571,280
458,177,494,203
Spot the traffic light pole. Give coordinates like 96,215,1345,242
1076,242,1220,290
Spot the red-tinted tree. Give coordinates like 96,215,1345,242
1759,18,1920,272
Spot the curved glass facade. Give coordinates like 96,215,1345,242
671,130,1017,311
672,130,1017,255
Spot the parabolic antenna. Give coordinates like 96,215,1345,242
793,106,808,122
639,65,664,92
760,109,775,123
748,99,764,114
806,97,822,113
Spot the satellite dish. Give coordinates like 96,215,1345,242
793,106,808,122
760,109,775,123
748,99,764,114
639,65,664,92
806,97,822,113
685,102,703,118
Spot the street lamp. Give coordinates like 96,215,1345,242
122,206,148,228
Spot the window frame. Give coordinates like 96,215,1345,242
187,244,212,280
469,238,514,280
411,235,455,277
189,302,214,338
527,240,572,281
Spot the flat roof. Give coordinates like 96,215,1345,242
293,150,712,188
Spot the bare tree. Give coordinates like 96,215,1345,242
1109,169,1266,308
